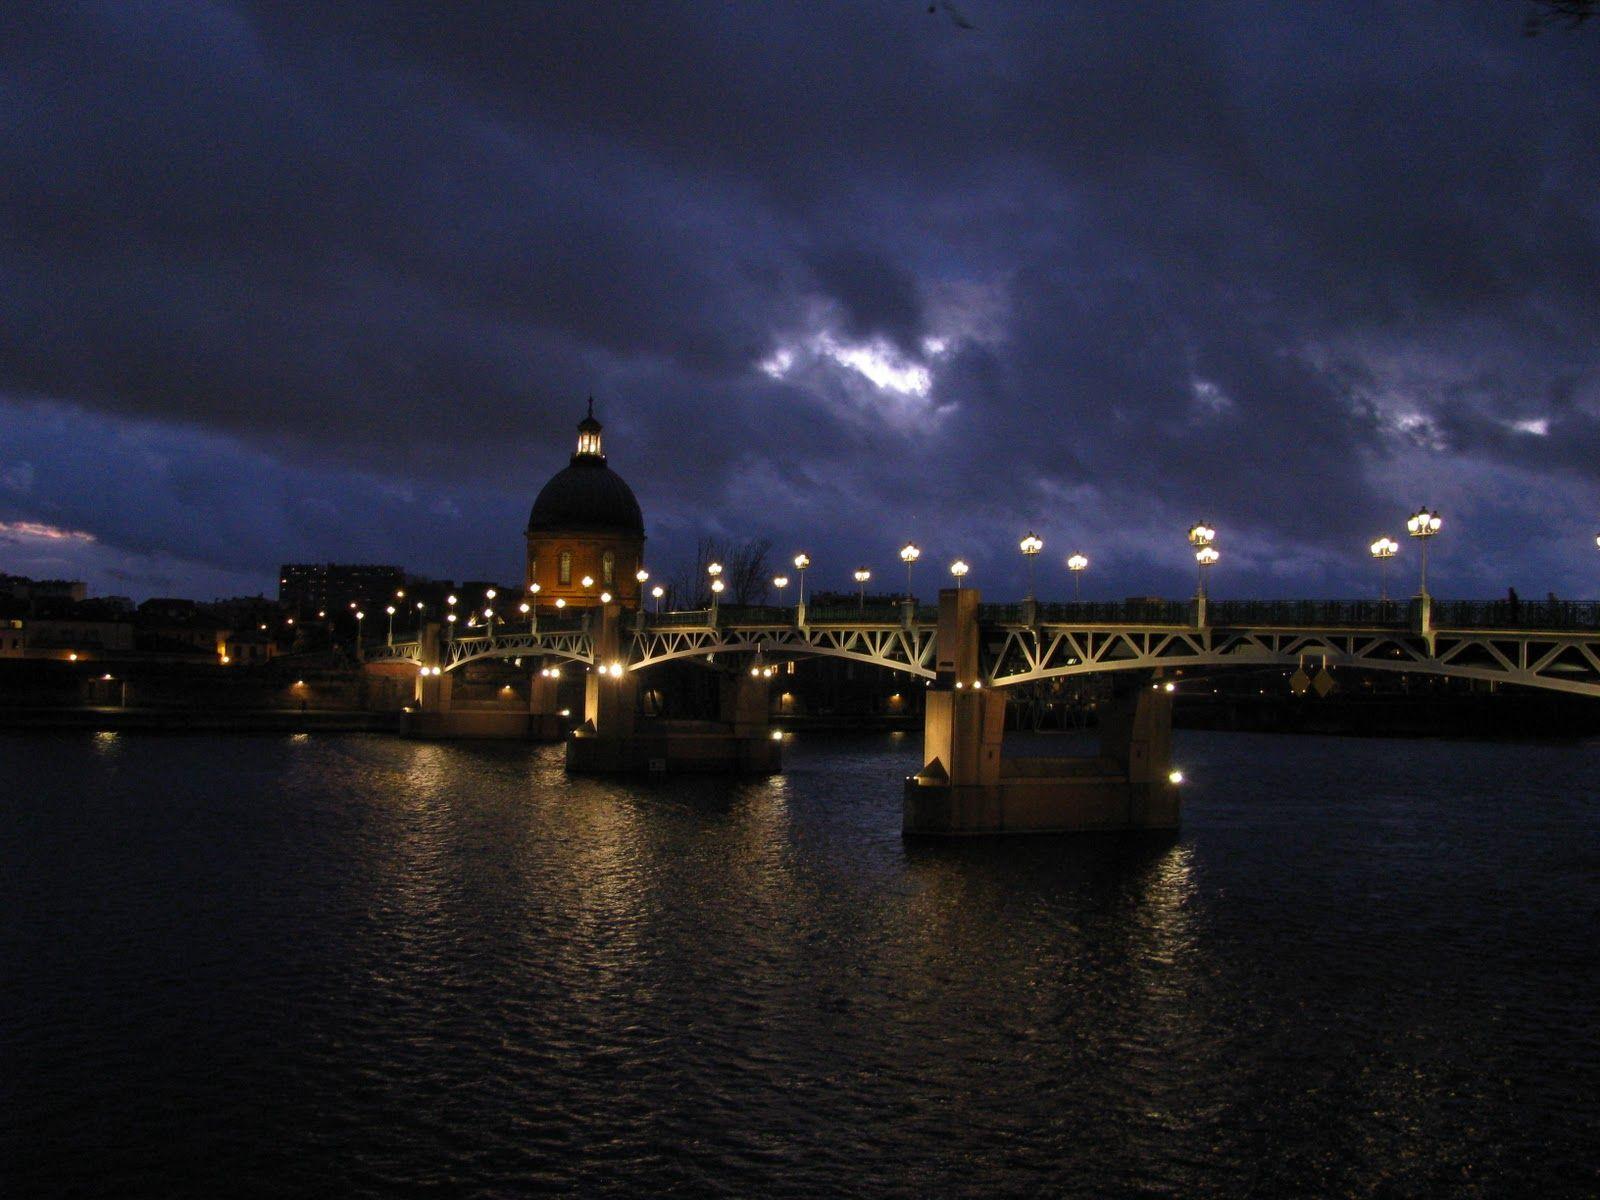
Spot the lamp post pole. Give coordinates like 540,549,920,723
1019,532,1043,600
899,544,920,600
1187,524,1216,599
1370,538,1397,603
1067,554,1088,600
1406,508,1442,596
854,568,871,612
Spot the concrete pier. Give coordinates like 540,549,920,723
904,588,1180,835
566,604,781,775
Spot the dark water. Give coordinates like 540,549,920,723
3,729,1598,1199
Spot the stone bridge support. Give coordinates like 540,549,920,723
528,662,565,741
413,620,452,712
568,603,779,775
583,603,637,739
904,587,1180,835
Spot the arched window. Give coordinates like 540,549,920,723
558,551,572,585
602,551,615,585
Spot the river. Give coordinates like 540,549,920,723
4,729,1597,1197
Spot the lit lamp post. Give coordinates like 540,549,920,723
1406,508,1442,596
385,605,396,645
636,567,649,604
519,601,531,631
446,612,457,641
651,584,665,613
950,559,969,590
355,609,366,648
1067,553,1088,600
1019,532,1044,600
1370,537,1398,602
1187,523,1217,598
773,575,790,608
854,567,871,612
793,553,811,606
1195,546,1219,596
707,561,723,617
899,543,920,599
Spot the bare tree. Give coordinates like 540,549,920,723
667,537,773,608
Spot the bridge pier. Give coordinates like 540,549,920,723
528,663,565,741
904,588,1180,835
567,604,780,775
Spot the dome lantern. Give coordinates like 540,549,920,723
575,397,603,461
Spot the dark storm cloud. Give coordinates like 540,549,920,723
1,1,1597,599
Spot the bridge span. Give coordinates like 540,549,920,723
364,590,1599,834
367,594,1600,699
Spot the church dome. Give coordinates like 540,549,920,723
527,460,644,535
525,401,645,536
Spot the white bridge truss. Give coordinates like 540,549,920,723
364,619,1600,697
986,624,1600,697
627,622,937,676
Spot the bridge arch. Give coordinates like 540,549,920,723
983,626,1600,698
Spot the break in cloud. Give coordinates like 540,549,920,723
0,2,1597,600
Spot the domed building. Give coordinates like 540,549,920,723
526,401,646,609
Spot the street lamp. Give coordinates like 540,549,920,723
1370,537,1398,602
1406,508,1442,595
793,553,811,605
1188,523,1217,598
355,610,365,646
950,560,969,589
1067,553,1088,600
1019,532,1044,599
854,567,871,612
385,604,396,645
519,601,531,631
651,584,665,613
773,575,789,608
1195,546,1219,597
899,543,920,598
446,612,457,640
483,606,496,637
706,560,722,608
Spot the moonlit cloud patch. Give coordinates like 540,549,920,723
0,520,97,543
0,6,1597,600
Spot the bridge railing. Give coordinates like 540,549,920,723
649,608,714,628
1206,599,1408,627
805,604,905,624
1434,599,1600,630
989,599,1192,624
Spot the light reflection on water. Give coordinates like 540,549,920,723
3,729,1598,1198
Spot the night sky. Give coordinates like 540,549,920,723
2,2,1597,602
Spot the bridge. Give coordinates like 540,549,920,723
365,590,1600,835
366,594,1600,697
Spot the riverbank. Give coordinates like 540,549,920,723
0,706,396,733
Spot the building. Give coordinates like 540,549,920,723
278,563,406,615
0,574,87,604
525,401,646,610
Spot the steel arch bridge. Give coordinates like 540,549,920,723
363,604,1600,698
